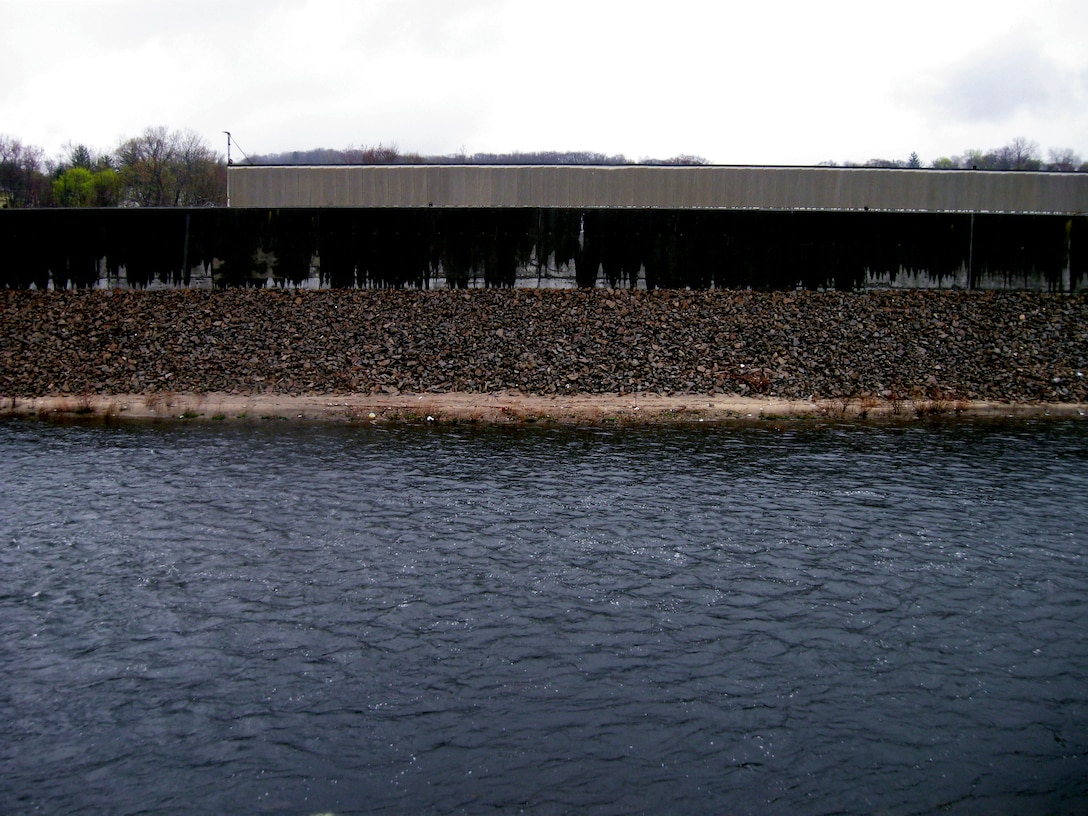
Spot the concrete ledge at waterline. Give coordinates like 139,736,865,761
4,393,1087,426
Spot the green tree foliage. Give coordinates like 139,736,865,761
67,142,95,170
53,167,96,206
50,143,122,206
51,167,121,207
91,168,122,206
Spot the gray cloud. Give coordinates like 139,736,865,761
926,38,1067,124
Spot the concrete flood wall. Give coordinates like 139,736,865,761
1,207,1084,292
228,164,1088,214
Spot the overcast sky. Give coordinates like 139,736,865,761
3,0,1088,166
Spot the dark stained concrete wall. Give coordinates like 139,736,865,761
1,208,1085,291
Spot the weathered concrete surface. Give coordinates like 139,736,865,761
228,165,1088,214
4,392,1086,426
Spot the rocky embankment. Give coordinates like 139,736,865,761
2,288,1087,405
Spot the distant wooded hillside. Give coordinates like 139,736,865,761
245,145,709,166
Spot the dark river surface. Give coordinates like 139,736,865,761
2,418,1087,815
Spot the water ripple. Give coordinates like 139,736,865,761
2,420,1087,815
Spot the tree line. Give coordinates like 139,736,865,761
824,137,1086,172
0,126,225,208
245,144,710,167
247,137,1086,173
3,129,1085,210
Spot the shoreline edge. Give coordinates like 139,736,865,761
4,392,1087,426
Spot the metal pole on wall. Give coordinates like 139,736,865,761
224,131,232,207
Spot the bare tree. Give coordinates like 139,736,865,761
117,126,178,206
0,135,49,207
116,126,224,206
1046,147,1082,172
174,129,225,205
994,137,1042,170
647,154,709,166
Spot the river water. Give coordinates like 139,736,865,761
2,418,1087,815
